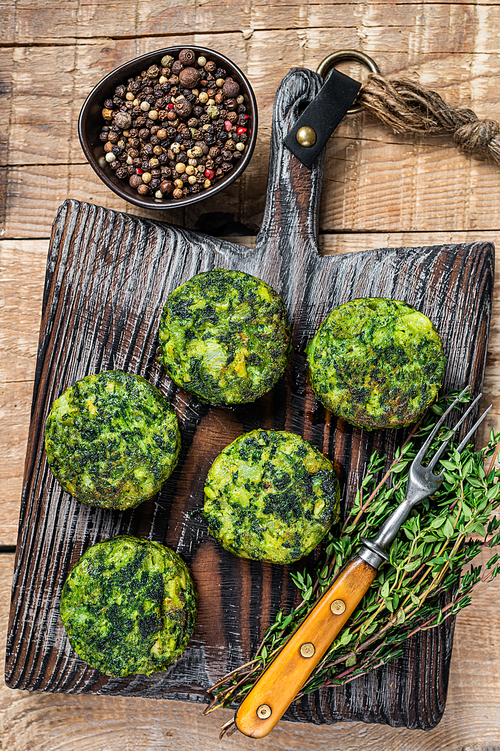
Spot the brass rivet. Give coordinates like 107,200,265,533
331,598,346,615
296,126,317,147
299,642,316,658
257,704,272,720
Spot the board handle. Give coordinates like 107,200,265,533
255,67,325,255
234,556,377,738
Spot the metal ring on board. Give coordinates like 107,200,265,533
316,50,380,115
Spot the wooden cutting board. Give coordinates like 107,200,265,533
5,67,494,730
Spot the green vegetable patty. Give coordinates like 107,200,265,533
306,298,446,430
204,430,340,564
158,269,291,404
45,370,181,510
60,535,197,677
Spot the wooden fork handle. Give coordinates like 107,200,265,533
235,556,377,738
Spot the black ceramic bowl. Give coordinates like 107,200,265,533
78,46,258,210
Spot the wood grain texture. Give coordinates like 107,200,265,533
3,232,498,550
4,7,500,238
3,0,500,746
4,69,494,733
1,551,500,749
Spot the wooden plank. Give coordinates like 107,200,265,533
5,3,500,44
1,232,499,549
0,545,500,749
3,39,500,237
4,69,494,732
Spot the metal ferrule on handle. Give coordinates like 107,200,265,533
358,497,415,569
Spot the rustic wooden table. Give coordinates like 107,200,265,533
2,1,500,748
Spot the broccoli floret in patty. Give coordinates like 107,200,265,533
45,370,181,510
204,430,340,564
60,535,197,677
306,298,445,430
158,269,291,405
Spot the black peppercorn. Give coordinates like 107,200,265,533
174,99,192,118
179,67,201,89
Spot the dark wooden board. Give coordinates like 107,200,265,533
5,68,494,730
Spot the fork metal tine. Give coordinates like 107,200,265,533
414,385,470,464
456,404,493,453
427,392,483,470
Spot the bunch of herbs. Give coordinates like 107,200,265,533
205,391,500,732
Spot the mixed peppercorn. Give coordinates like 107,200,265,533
99,48,251,201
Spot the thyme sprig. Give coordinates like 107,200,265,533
205,392,500,733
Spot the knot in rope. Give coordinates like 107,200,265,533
454,118,500,154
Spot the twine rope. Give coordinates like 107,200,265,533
357,73,500,164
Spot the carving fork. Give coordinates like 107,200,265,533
235,388,492,738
